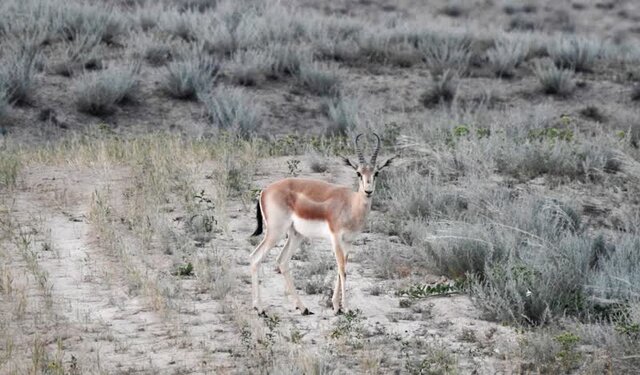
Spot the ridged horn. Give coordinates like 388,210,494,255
355,134,365,165
370,133,381,165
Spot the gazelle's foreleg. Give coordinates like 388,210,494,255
331,235,347,314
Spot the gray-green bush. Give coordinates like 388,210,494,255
321,96,358,136
163,50,220,100
0,42,40,104
421,70,457,108
198,86,262,137
297,62,341,96
487,37,529,77
418,33,472,76
534,62,574,96
74,63,140,116
548,35,601,72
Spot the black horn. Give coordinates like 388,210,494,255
355,134,365,165
370,133,381,165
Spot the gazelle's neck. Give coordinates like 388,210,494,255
350,190,373,228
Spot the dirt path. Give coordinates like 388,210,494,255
2,160,519,374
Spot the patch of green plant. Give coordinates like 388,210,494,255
176,262,193,276
453,125,470,137
397,280,465,299
402,339,458,375
0,153,20,189
289,328,303,344
261,313,281,348
615,322,640,339
287,159,301,176
330,309,364,345
528,127,574,142
477,127,490,139
555,331,581,371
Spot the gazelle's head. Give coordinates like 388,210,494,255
342,133,396,199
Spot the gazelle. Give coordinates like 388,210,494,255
250,134,396,315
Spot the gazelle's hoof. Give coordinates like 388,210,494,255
335,308,344,316
296,306,314,316
302,308,314,316
254,307,267,317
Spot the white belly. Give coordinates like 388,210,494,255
292,214,331,239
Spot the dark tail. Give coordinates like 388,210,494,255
251,198,263,236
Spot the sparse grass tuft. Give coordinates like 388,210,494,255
74,63,141,116
163,50,220,100
0,42,40,105
0,153,20,189
439,2,468,17
229,49,272,86
0,91,8,121
144,44,174,67
267,44,309,79
159,9,200,42
297,63,341,96
548,35,601,72
199,86,262,137
418,33,472,76
420,70,457,108
534,62,574,96
579,105,606,122
487,37,529,78
632,84,640,101
321,96,358,136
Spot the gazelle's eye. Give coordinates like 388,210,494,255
374,171,379,177
356,172,362,178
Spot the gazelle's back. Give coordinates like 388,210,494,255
260,178,353,237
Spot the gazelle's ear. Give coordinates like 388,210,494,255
340,155,358,170
376,154,399,172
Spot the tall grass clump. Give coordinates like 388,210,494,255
74,63,140,116
0,90,8,121
548,35,601,72
159,8,200,42
0,42,40,105
0,153,20,189
321,96,358,136
163,50,220,100
487,37,529,78
297,62,341,96
418,33,472,76
534,62,574,96
229,49,272,86
52,33,103,76
267,44,310,79
421,70,458,108
56,3,129,45
198,87,261,137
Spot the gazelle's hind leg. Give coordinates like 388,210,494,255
276,228,311,315
251,201,291,314
250,235,277,314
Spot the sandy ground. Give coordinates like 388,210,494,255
0,157,521,374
